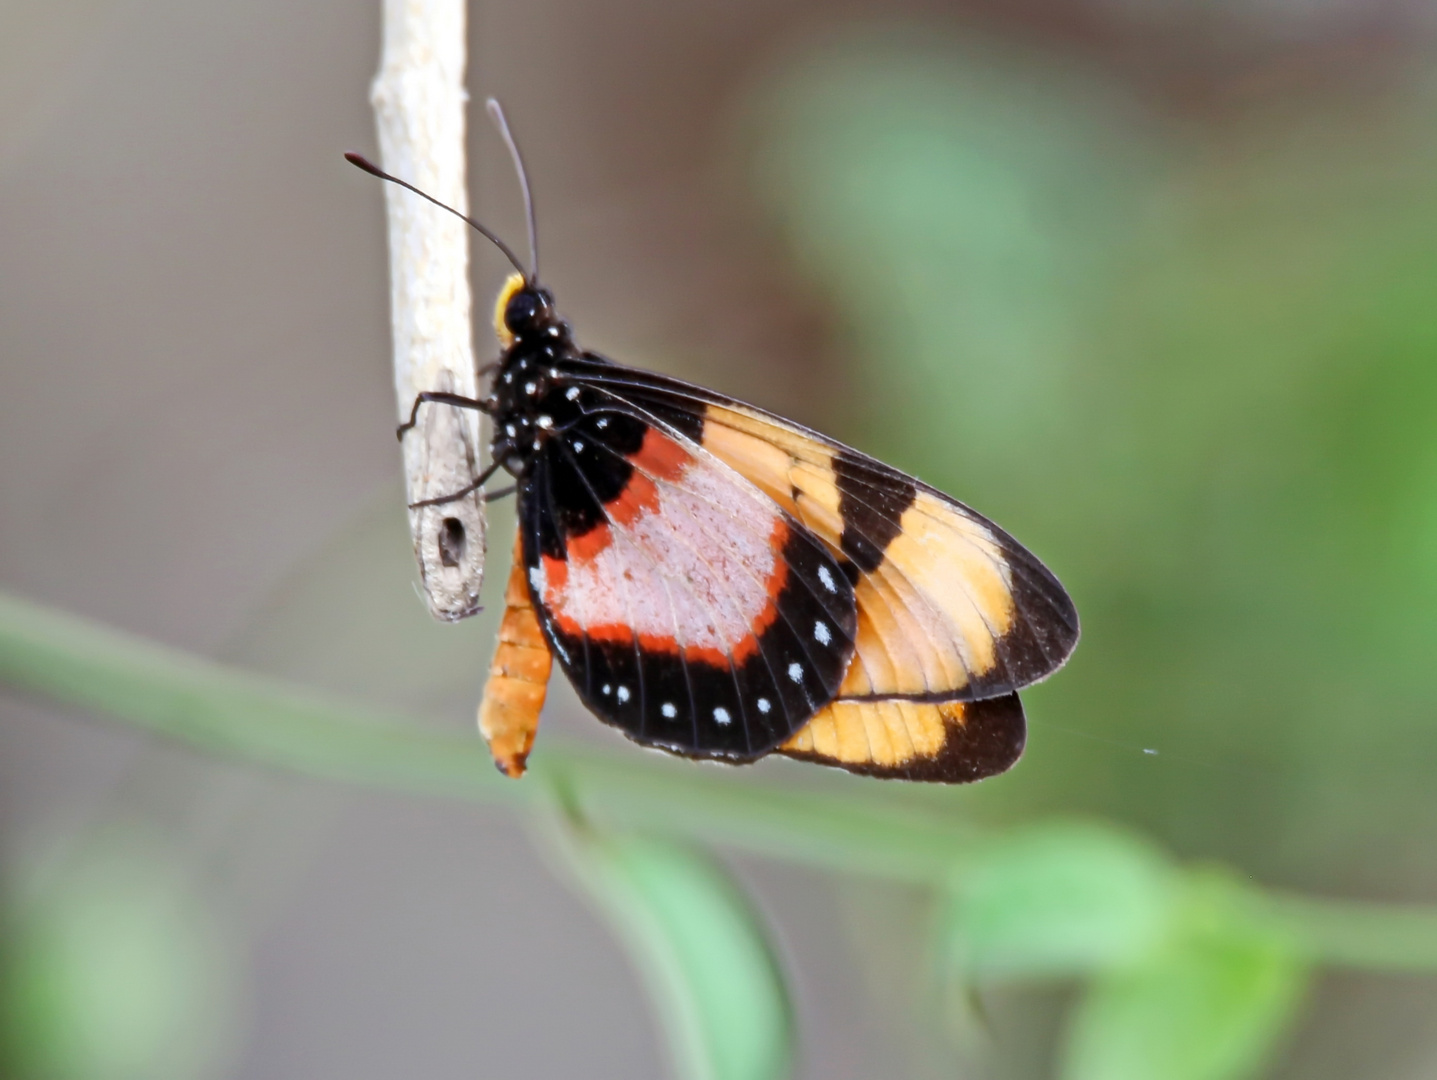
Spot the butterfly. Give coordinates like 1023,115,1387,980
348,101,1079,784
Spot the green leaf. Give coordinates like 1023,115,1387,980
943,822,1177,979
554,827,791,1080
1,835,235,1080
1060,876,1308,1080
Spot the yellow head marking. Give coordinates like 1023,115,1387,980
493,272,526,348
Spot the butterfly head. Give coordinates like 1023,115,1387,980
493,272,568,349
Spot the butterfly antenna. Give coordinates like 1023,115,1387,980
485,98,540,283
344,152,529,280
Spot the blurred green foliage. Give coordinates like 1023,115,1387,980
751,30,1437,893
7,583,1437,1080
942,822,1178,980
1062,893,1305,1080
553,822,791,1080
0,833,235,1080
941,824,1306,1079
8,25,1437,1080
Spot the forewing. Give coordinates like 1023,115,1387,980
519,398,858,762
563,358,1079,706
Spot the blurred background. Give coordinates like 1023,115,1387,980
4,0,1437,1076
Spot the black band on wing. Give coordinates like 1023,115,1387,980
833,450,916,574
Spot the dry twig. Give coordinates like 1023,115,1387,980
370,0,486,620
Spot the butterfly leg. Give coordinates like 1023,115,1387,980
478,533,553,777
406,456,509,510
396,390,494,440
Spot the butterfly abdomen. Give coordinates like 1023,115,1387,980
477,534,554,779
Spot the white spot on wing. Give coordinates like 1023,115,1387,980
524,381,536,395
756,697,771,714
596,418,608,429
536,414,553,429
573,440,584,453
661,702,677,719
617,685,630,703
814,621,831,645
713,706,731,725
602,684,612,695
566,386,581,401
818,565,836,593
788,662,803,683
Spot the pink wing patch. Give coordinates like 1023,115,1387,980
533,429,790,665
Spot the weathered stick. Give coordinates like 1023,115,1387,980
369,0,487,620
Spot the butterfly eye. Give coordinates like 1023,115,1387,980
504,287,550,334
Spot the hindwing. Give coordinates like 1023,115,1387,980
776,694,1026,782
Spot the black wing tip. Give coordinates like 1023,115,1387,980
975,547,1081,696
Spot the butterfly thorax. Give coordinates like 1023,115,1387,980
487,282,588,479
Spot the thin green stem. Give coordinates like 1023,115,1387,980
0,591,971,880
4,589,1437,973
1252,891,1437,972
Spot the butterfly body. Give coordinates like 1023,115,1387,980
487,278,859,763
475,274,1079,781
348,137,1077,782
